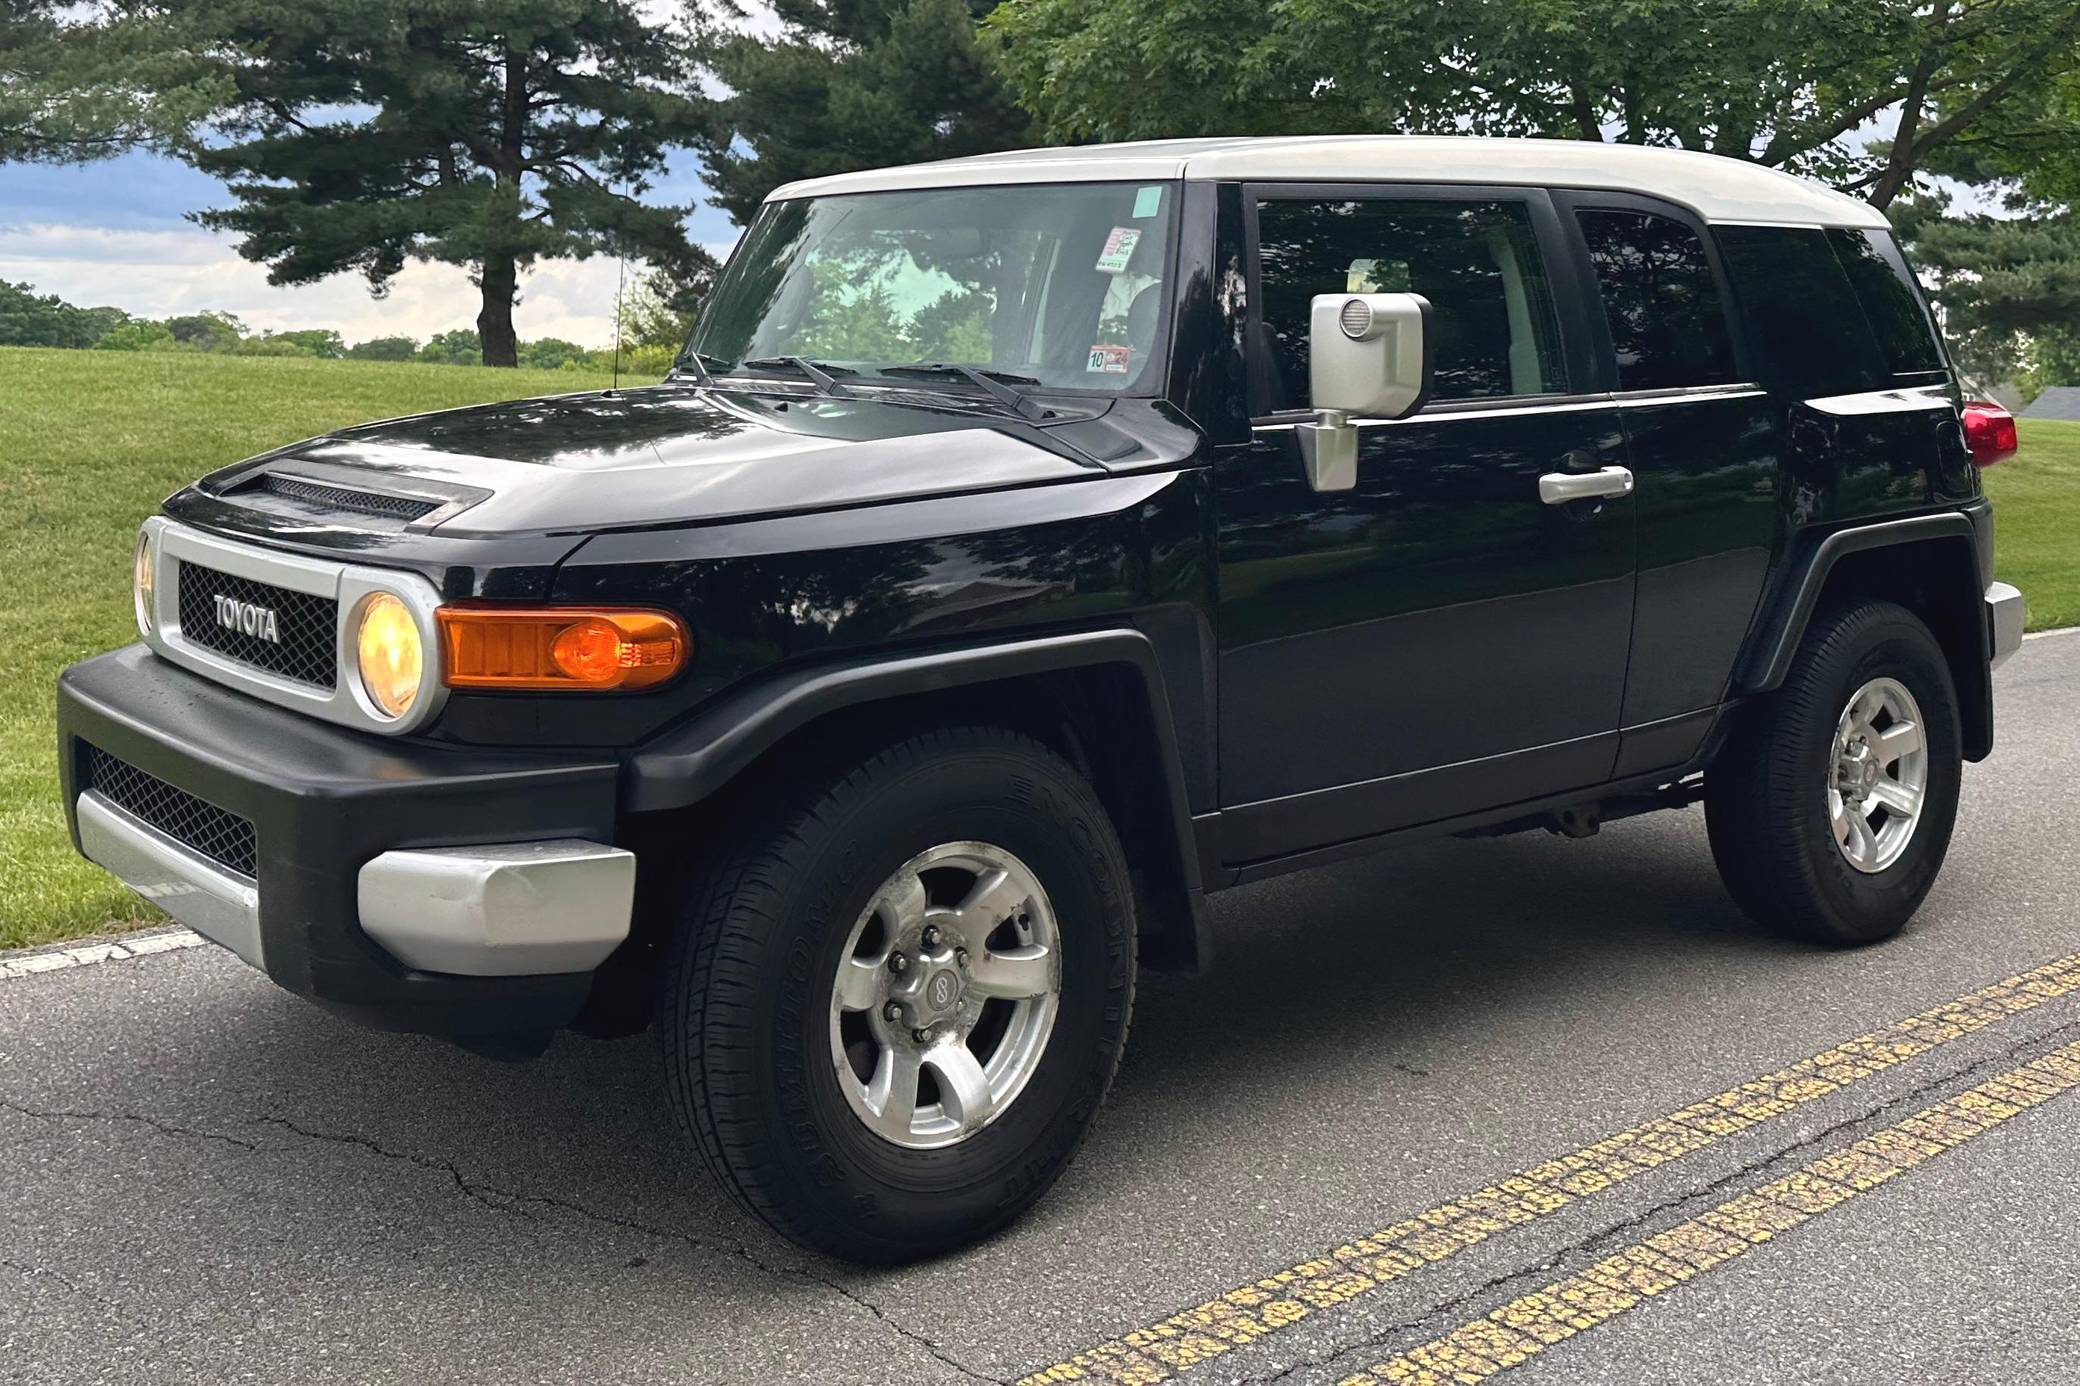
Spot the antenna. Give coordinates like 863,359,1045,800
610,233,628,396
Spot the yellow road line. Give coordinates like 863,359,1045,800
1339,1036,2080,1385
1019,951,2080,1385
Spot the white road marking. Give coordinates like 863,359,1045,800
0,928,206,981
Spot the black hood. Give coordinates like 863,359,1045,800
194,381,1199,539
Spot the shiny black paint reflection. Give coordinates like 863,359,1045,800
1215,403,1635,836
1615,392,1780,727
542,469,1215,755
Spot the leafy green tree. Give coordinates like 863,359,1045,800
618,267,708,352
346,335,421,361
0,279,127,347
164,311,245,352
259,328,347,359
987,0,2080,209
172,0,713,365
94,319,176,351
418,329,485,365
695,0,1029,223
518,336,591,369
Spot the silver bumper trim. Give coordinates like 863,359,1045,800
75,791,264,968
357,840,635,977
1987,581,2024,670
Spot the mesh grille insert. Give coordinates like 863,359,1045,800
85,745,256,879
253,474,439,522
177,561,337,688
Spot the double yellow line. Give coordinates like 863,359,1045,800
1020,949,2080,1385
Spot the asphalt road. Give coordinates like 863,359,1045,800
5,634,2079,1386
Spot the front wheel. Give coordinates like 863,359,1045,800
1706,600,1963,946
660,727,1135,1262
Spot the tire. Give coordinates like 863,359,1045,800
660,726,1136,1262
1706,600,1962,946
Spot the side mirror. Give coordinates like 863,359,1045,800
1298,293,1432,491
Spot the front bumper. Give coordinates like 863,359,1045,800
1988,581,2024,670
59,644,629,1036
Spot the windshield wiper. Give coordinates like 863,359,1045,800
737,355,854,396
674,350,729,383
870,363,1049,418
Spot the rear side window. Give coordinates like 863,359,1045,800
1253,197,1566,410
1827,229,1946,376
1576,209,1737,391
1715,226,1890,397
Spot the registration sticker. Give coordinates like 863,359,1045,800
1094,227,1141,274
1086,344,1132,374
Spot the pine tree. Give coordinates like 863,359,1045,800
181,0,713,365
695,0,1029,224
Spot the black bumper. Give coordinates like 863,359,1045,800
58,645,622,1036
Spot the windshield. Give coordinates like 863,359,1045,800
688,182,1178,396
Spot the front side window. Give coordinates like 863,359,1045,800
1576,209,1737,392
1253,198,1566,411
690,182,1177,394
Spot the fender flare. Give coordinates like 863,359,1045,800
624,628,1211,957
1734,509,1994,758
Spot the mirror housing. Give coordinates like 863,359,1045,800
1298,293,1432,491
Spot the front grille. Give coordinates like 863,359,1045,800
252,474,440,522
84,745,256,878
176,562,337,688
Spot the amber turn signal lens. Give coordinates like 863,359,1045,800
437,606,689,692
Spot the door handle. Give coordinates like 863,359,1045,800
1538,465,1634,506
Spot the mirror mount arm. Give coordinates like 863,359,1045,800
1298,409,1358,492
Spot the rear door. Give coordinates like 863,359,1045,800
1213,185,1635,864
1556,193,1781,775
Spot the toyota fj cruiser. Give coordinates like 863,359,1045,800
58,136,2024,1261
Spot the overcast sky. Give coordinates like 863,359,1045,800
0,150,743,348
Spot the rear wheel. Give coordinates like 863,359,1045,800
660,726,1135,1262
1706,600,1963,946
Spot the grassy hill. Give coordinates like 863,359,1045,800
0,347,2072,948
0,348,615,947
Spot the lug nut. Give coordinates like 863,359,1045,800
955,948,969,969
921,925,941,949
883,1002,904,1023
887,951,908,974
912,1027,932,1044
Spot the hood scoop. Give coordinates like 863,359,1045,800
216,461,489,533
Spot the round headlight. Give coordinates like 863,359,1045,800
133,529,155,637
355,592,424,719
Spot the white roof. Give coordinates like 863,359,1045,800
768,136,1888,230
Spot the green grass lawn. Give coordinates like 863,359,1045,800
1983,418,2080,633
0,351,2074,950
0,347,613,948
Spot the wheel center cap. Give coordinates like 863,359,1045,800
924,967,962,1016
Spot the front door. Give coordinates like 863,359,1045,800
1214,186,1635,864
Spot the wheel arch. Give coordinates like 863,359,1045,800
1735,511,1994,761
624,629,1212,975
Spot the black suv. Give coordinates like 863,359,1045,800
58,136,2024,1261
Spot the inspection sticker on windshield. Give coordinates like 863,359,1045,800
1086,344,1132,374
1094,227,1141,274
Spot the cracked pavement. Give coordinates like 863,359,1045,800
5,635,2080,1384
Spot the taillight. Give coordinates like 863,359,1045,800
1962,401,2018,467
437,605,689,691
